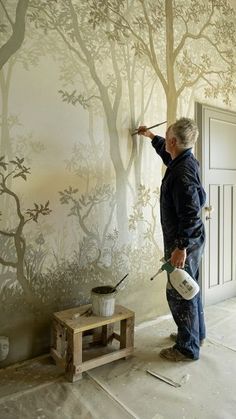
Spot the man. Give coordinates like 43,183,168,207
138,117,206,361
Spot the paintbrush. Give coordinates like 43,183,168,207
131,120,167,136
111,273,129,292
146,369,181,388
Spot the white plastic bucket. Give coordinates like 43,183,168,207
91,286,117,316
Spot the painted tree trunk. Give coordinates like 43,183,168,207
165,0,178,125
0,65,14,222
105,113,128,241
15,230,40,308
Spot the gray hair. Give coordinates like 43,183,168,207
171,117,199,149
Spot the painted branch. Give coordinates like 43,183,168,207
0,256,17,268
0,0,29,70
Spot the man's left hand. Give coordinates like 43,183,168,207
170,248,187,269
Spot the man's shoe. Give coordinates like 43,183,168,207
170,332,205,346
160,346,195,362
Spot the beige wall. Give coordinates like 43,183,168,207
1,0,236,367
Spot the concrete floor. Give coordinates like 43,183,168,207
1,298,236,419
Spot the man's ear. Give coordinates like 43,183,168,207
171,136,177,146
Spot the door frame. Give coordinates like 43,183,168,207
195,102,206,304
195,101,236,305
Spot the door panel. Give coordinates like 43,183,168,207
210,119,236,169
223,185,234,283
196,103,236,305
208,184,220,288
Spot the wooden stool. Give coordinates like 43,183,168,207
51,304,135,382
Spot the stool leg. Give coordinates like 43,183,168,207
51,319,58,355
101,324,114,345
65,331,83,382
92,327,102,344
120,316,134,357
51,320,66,363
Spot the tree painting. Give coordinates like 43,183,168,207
0,3,49,223
0,0,29,70
29,0,127,239
29,0,163,242
59,183,116,267
129,184,161,251
88,0,236,124
0,157,51,306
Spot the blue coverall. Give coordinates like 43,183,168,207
152,135,206,360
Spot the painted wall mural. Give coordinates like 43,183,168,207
0,0,236,366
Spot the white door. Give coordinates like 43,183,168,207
195,103,236,305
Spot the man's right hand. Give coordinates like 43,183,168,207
137,126,155,140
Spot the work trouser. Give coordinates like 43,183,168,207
165,234,206,360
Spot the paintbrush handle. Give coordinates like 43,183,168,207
131,120,167,136
113,273,129,291
146,369,181,388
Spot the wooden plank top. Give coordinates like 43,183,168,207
53,304,135,333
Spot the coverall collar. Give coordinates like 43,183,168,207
168,148,192,168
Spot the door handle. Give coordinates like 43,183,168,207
204,205,214,220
